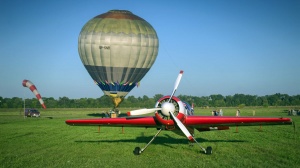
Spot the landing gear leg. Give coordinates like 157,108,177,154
133,128,162,155
191,137,212,155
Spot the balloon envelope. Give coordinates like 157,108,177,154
78,10,159,107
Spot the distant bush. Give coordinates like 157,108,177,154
238,104,245,109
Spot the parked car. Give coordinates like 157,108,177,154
24,108,40,117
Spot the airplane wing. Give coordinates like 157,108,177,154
185,116,292,128
65,116,159,127
66,116,292,128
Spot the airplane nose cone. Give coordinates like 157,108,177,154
161,102,175,116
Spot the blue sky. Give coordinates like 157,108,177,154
1,0,299,99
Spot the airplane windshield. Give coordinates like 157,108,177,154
183,101,194,115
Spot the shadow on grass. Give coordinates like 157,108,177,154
87,113,107,117
74,133,247,146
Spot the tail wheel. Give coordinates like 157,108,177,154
206,146,212,155
133,147,141,155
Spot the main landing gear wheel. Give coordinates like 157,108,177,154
206,146,212,155
133,147,141,155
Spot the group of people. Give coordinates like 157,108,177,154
212,109,223,116
288,109,300,116
211,109,241,117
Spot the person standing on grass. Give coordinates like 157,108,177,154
219,109,223,116
236,109,240,117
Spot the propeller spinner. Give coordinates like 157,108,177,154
160,102,175,116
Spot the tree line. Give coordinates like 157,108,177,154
1,93,300,109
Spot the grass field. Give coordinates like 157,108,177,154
0,107,299,168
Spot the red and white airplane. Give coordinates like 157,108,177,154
66,71,292,155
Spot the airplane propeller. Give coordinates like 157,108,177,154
127,108,161,116
169,107,208,154
128,70,211,155
127,71,184,117
168,70,183,102
169,111,193,141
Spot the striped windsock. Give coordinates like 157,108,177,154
22,80,46,109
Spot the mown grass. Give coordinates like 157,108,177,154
0,107,299,168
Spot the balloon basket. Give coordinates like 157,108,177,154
110,113,117,118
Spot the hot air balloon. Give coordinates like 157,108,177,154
78,10,159,108
22,80,46,109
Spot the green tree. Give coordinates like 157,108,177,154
262,96,269,107
58,97,70,108
0,96,3,108
98,96,113,107
127,96,138,104
44,97,57,108
153,94,163,102
209,94,224,107
11,97,23,108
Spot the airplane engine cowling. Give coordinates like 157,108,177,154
154,96,186,126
